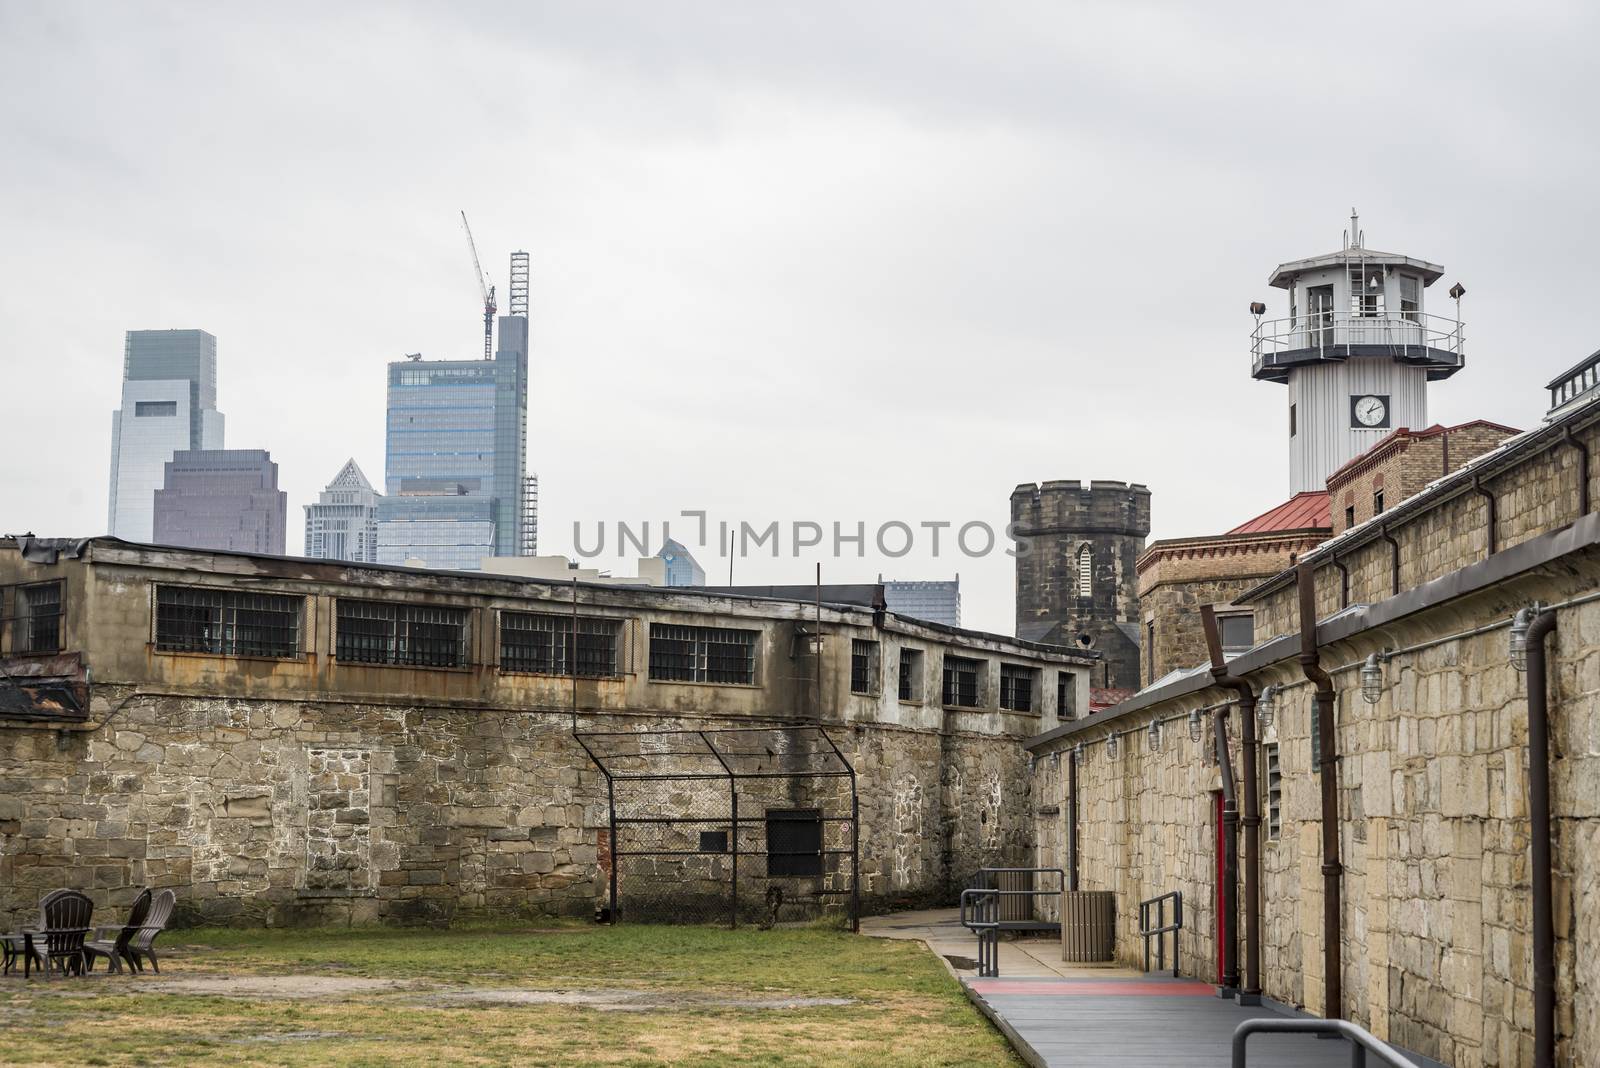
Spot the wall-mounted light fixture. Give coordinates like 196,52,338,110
1360,653,1384,704
1105,734,1119,761
1510,605,1540,672
1073,742,1085,766
1187,708,1203,743
1148,720,1162,753
1256,684,1275,729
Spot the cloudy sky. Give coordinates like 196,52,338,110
2,1,1596,634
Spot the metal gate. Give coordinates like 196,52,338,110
574,725,859,930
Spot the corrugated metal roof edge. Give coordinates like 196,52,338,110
1025,509,1600,751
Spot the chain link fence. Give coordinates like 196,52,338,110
575,726,858,929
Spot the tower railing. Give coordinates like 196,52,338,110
1251,310,1464,367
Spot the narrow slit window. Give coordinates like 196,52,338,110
1076,545,1092,599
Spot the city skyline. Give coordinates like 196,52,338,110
5,3,1597,635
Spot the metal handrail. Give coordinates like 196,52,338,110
1233,1018,1422,1068
959,888,1001,978
1138,890,1182,976
1250,309,1464,361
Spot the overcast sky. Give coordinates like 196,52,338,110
3,1,1597,634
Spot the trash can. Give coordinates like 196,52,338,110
997,870,1034,924
1060,890,1115,962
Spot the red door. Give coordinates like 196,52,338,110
1213,791,1226,985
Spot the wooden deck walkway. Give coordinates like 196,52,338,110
962,975,1434,1068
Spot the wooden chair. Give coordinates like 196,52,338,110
124,890,175,974
83,889,152,975
2,888,74,976
36,889,94,979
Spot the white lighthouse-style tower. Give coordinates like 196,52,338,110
1251,211,1466,493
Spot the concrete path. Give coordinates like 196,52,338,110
863,910,1444,1068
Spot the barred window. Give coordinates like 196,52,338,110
8,582,63,655
898,647,923,702
335,599,468,668
501,612,622,677
154,586,300,658
648,623,757,684
850,639,879,694
999,663,1036,712
1056,671,1078,720
942,654,983,708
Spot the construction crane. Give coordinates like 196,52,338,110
460,210,496,359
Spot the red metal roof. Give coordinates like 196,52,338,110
1226,491,1331,534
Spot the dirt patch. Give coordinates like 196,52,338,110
138,975,421,998
233,1030,348,1044
418,988,855,1012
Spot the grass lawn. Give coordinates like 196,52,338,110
0,922,1021,1067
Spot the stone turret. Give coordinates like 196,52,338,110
1011,480,1151,690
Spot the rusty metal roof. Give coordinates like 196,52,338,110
1226,491,1331,535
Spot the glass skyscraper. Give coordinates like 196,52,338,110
108,329,225,541
376,315,528,569
304,459,382,563
656,538,706,586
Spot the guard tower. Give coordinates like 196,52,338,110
1251,211,1466,493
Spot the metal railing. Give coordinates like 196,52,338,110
959,888,1000,978
1138,890,1182,976
1250,310,1464,364
1233,1018,1423,1068
971,867,1066,929
958,868,1067,978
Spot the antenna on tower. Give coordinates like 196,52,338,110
508,251,530,318
1346,207,1363,249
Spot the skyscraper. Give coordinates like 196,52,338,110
375,314,528,569
108,329,225,541
304,459,382,563
656,538,706,586
152,449,286,555
880,577,961,627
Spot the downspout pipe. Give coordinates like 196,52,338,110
1524,606,1559,1068
1200,605,1261,1005
1332,556,1350,608
1297,563,1343,1020
1559,426,1591,516
1067,749,1080,892
1380,525,1401,597
1475,476,1498,555
1213,708,1241,1000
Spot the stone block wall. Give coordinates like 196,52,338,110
1031,567,1600,1068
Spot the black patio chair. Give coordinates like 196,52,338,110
83,888,152,975
36,889,94,979
2,888,75,976
124,889,175,974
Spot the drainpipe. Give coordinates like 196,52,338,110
1523,606,1558,1068
1558,426,1591,516
1297,563,1342,1020
1474,476,1497,555
1067,748,1080,892
1331,555,1350,608
1200,606,1261,1004
1213,708,1241,999
1380,525,1401,597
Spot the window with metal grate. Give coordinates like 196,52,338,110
154,586,300,658
10,581,64,655
500,612,621,677
850,639,878,694
999,663,1036,712
942,654,983,708
898,647,923,702
335,599,468,667
647,623,757,684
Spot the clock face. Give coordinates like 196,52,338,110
1352,394,1390,428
